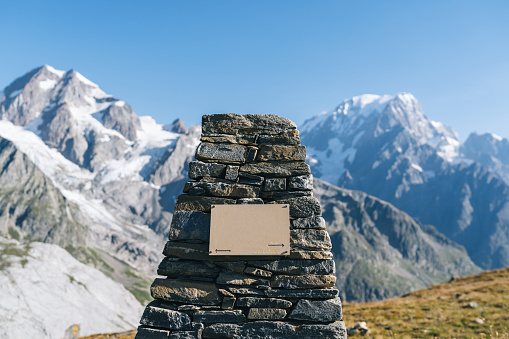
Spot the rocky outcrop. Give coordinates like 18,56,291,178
135,114,346,339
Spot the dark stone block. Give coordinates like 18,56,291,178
238,172,264,186
289,298,343,322
270,274,336,289
194,310,246,323
188,161,226,180
239,161,310,178
236,297,292,308
288,174,313,190
202,113,297,136
268,196,321,218
175,195,236,212
140,304,192,330
291,216,325,230
265,288,339,299
151,278,221,306
264,177,286,191
257,145,306,162
168,210,210,242
157,258,220,278
195,142,248,164
135,326,170,339
291,229,332,251
247,259,335,275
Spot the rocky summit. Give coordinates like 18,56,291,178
135,113,346,339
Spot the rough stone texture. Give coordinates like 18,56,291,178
202,113,297,136
194,310,246,323
151,279,221,306
270,274,337,289
225,165,239,181
289,298,343,322
237,172,264,186
236,297,292,309
239,161,310,178
264,177,286,191
257,145,306,162
247,259,335,275
244,266,272,277
168,210,210,242
236,198,264,204
264,288,339,299
135,326,170,339
288,251,333,260
260,190,312,199
247,308,287,320
291,229,333,251
157,258,220,278
175,195,236,212
140,304,192,330
288,174,313,190
188,161,226,180
216,261,246,273
269,196,321,218
227,287,265,296
258,134,300,146
184,181,260,198
291,216,325,230
195,142,248,164
163,242,210,261
246,147,258,162
217,271,270,286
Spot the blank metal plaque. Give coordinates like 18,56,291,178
209,204,290,256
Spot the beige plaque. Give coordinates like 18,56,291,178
209,204,290,256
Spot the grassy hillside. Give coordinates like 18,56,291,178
345,267,509,338
79,267,509,339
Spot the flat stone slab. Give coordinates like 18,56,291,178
168,210,210,242
289,298,343,322
157,258,220,278
257,145,306,162
288,174,313,190
140,304,192,330
270,274,337,289
288,250,333,260
247,259,335,275
188,161,227,180
268,196,321,218
239,161,310,178
236,297,292,308
175,195,236,212
291,216,325,229
194,310,246,323
264,288,339,299
195,142,248,164
184,181,260,198
291,229,332,251
135,326,170,339
217,271,270,286
202,113,297,136
247,308,287,320
151,278,221,306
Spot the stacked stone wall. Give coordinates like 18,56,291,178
135,114,347,339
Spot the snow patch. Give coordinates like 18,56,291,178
76,71,99,87
38,79,57,90
44,65,66,77
411,163,423,172
9,89,22,98
490,132,503,141
114,100,126,107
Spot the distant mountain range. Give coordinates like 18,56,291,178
301,93,509,269
0,65,504,335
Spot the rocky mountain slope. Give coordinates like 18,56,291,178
301,94,509,269
314,178,480,302
0,237,143,339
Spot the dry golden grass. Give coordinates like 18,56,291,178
80,267,509,339
344,267,509,338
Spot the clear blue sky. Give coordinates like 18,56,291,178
1,1,508,140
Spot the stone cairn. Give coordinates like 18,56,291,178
135,114,346,339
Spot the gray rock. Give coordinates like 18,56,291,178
288,174,313,190
346,322,370,336
270,274,336,289
169,331,201,339
238,172,264,186
258,134,300,146
298,322,347,339
135,326,170,339
202,113,297,136
165,118,188,134
247,308,287,320
288,251,333,260
217,271,270,286
168,210,210,242
257,145,306,162
221,296,236,310
100,101,140,140
268,196,321,218
239,161,310,178
225,165,239,181
195,142,248,164
291,216,325,229
227,286,265,296
236,198,264,204
236,297,292,308
175,195,236,212
194,310,246,323
291,229,332,251
140,304,192,330
201,134,238,144
244,266,272,277
151,278,221,305
188,161,227,180
163,242,210,261
184,181,260,198
289,298,343,322
265,288,339,299
247,259,335,275
215,261,246,273
264,178,286,191
157,258,220,278
260,190,312,199
246,147,258,162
